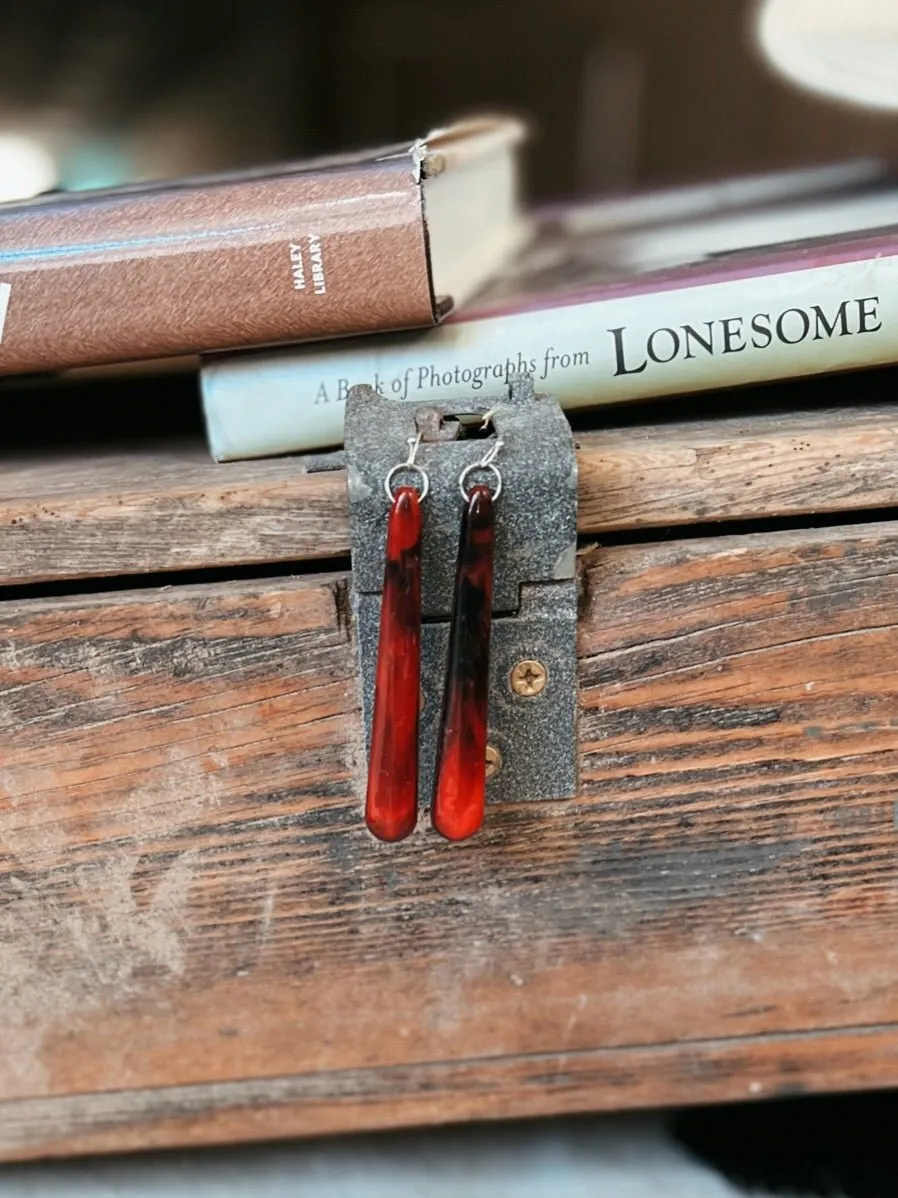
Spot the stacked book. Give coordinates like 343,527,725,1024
3,115,898,459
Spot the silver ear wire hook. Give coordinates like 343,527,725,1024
384,432,430,501
459,437,504,502
479,438,503,468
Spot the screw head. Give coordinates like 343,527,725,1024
510,659,548,697
485,744,502,779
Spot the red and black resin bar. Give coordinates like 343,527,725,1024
366,486,423,842
433,484,495,841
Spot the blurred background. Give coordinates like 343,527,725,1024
1,0,898,204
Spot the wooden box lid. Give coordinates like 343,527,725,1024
2,401,896,588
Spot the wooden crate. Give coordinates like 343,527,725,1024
3,402,898,1159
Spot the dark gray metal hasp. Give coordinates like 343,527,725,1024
345,375,578,810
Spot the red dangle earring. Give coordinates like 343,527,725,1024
365,433,428,842
432,439,503,841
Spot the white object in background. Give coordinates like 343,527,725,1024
0,1118,782,1197
0,134,57,202
755,0,898,111
0,283,10,344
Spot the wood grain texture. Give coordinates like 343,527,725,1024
4,403,898,585
3,1023,898,1161
0,442,348,585
5,518,898,1156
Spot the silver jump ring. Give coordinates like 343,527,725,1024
459,462,502,503
385,463,430,502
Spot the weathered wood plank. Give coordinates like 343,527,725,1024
0,442,348,586
4,520,898,1156
3,1022,898,1161
3,404,898,585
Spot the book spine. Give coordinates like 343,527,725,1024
202,252,898,460
0,162,434,375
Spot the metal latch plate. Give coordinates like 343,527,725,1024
345,376,578,808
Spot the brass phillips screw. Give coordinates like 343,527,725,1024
485,744,503,779
510,659,548,697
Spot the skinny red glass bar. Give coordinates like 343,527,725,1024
432,484,495,841
365,486,423,842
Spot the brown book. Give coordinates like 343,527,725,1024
0,116,526,377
